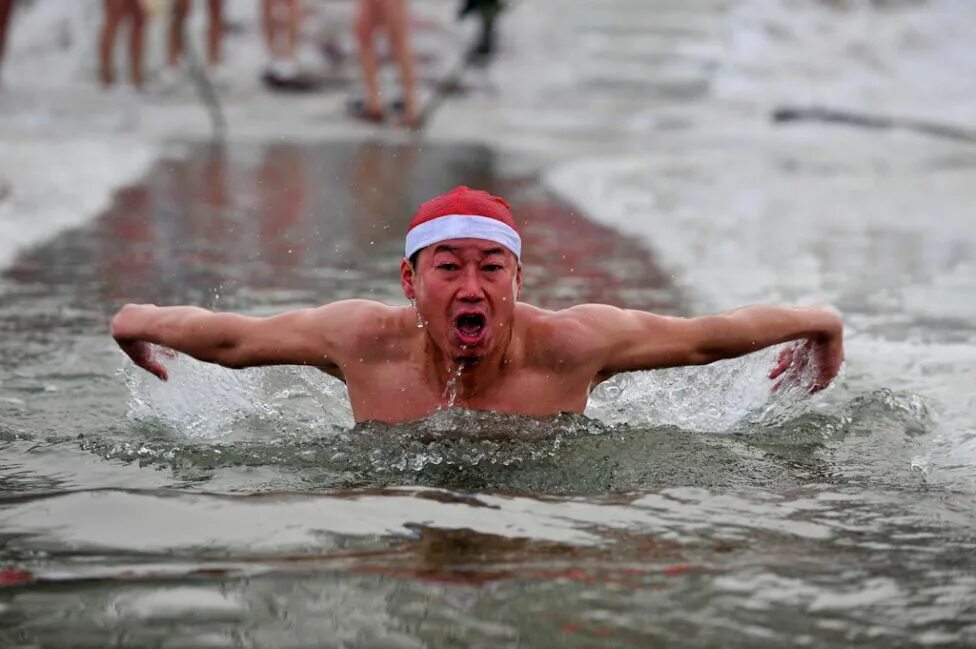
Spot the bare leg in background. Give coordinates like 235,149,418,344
168,0,191,67
381,0,419,126
354,0,383,118
0,0,14,80
263,0,300,75
99,0,123,86
169,0,223,73
126,0,146,87
100,0,145,88
206,0,224,67
355,0,418,126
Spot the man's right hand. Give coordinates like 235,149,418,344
109,300,362,378
117,339,169,381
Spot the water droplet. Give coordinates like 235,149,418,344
442,362,465,407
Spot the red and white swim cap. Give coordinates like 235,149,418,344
405,186,521,260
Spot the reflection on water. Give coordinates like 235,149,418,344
0,141,974,647
2,141,675,315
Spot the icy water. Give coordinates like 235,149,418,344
1,141,975,648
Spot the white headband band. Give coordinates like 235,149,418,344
404,214,522,260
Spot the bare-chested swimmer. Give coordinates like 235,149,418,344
111,185,845,424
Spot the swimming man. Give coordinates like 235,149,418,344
111,186,845,423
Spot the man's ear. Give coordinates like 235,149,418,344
514,262,523,300
401,258,416,301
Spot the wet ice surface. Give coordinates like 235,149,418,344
3,0,976,646
0,141,973,648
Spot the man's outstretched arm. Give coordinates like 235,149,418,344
571,304,844,391
110,300,381,380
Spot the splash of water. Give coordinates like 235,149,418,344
441,362,465,408
411,300,426,329
123,342,832,441
87,383,938,495
587,344,826,432
121,349,354,439
113,342,943,494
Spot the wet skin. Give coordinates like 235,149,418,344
402,240,521,368
111,239,845,423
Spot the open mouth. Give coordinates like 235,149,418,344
453,312,487,345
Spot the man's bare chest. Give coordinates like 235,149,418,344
341,361,591,423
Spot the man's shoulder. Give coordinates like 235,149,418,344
319,298,406,326
312,299,409,346
514,302,561,334
516,303,608,364
517,302,623,333
315,298,400,319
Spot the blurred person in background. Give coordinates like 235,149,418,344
163,0,225,87
99,0,148,89
262,0,302,84
458,0,503,60
353,0,419,127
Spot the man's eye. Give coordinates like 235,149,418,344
482,264,502,272
437,263,459,271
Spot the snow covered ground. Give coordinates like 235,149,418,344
0,0,472,265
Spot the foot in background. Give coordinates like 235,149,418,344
345,97,385,123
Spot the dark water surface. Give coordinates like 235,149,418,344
1,142,974,648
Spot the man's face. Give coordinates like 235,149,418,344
401,238,522,363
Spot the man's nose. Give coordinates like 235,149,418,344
457,267,485,301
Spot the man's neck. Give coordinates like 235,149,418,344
427,331,514,402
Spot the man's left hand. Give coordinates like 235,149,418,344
769,333,844,393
